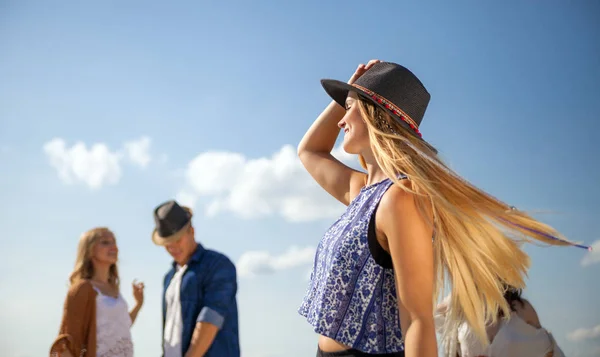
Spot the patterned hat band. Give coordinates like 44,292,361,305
351,83,422,138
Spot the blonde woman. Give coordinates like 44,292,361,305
50,227,145,357
297,60,590,357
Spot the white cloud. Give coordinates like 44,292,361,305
124,136,152,168
178,144,360,222
175,189,199,209
43,136,156,189
568,325,600,342
43,138,122,189
237,245,316,278
581,240,600,266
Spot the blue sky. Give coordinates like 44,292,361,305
1,1,599,356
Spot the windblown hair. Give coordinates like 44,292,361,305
69,227,120,288
356,98,572,353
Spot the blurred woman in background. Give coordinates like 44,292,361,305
50,227,144,357
435,286,565,357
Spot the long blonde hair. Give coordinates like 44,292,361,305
69,227,120,288
357,98,573,351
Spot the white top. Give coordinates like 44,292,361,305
434,293,565,357
487,313,565,357
94,288,133,357
456,321,488,357
435,308,564,357
163,264,188,357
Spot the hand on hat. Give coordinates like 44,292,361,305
347,59,381,85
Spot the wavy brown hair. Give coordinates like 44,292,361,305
69,227,120,288
356,98,572,353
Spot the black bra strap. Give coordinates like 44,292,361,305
367,202,393,269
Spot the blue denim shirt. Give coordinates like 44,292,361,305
162,243,240,357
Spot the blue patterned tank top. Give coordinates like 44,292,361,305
299,177,405,354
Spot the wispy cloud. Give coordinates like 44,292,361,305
581,240,600,266
567,324,600,342
177,144,358,222
43,136,154,189
236,245,316,278
43,138,123,189
124,136,152,168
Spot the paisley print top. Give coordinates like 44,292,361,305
299,177,405,354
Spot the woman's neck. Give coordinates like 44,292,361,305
91,263,111,284
361,150,387,186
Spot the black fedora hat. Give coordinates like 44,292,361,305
152,200,193,246
321,61,431,142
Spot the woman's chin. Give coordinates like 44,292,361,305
103,257,118,265
342,141,360,155
342,144,360,155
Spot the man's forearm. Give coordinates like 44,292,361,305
184,322,219,357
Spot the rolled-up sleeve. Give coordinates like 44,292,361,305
197,257,237,329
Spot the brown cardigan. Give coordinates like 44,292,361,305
49,280,97,357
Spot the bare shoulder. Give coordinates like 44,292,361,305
378,180,433,248
516,298,542,329
379,179,411,208
378,180,429,230
517,298,538,314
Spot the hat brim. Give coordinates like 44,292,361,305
321,79,429,145
152,221,191,246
